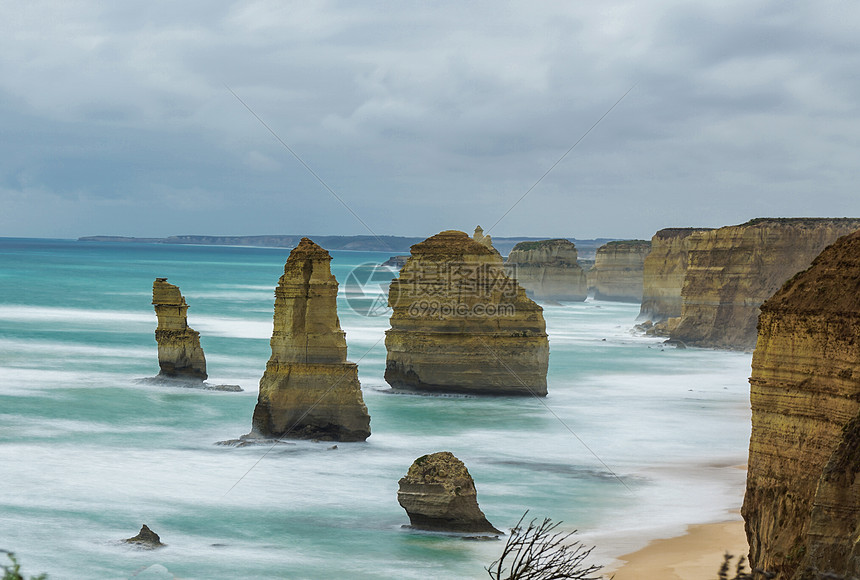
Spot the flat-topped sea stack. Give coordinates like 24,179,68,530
397,451,501,534
638,229,713,330
152,278,207,381
671,218,860,350
588,240,651,302
250,238,370,441
385,230,549,396
505,239,587,302
742,230,860,579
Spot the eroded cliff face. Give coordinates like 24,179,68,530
588,240,651,302
505,239,588,301
639,228,712,323
385,230,549,396
742,230,860,579
152,278,207,380
397,451,500,534
672,218,860,350
250,238,371,442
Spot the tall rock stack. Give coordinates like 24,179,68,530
588,240,651,302
742,230,860,579
385,230,549,396
152,278,207,381
505,239,588,301
671,218,860,350
638,228,712,327
250,238,371,442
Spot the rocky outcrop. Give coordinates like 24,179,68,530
124,524,164,549
397,451,501,534
587,240,651,302
639,228,712,325
505,239,587,301
249,238,371,442
742,230,860,579
384,230,549,396
152,278,207,381
672,218,860,350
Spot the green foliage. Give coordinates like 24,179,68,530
511,240,572,252
1,551,47,580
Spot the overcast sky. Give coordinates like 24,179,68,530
2,1,859,240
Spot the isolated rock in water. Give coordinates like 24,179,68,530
505,239,587,301
385,230,549,396
742,230,860,579
152,278,207,380
397,451,501,534
587,240,651,302
639,228,712,323
250,238,371,442
124,524,164,549
670,217,860,350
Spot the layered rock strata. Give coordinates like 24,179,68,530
397,451,501,534
152,278,207,381
385,230,549,396
588,240,651,302
250,238,371,442
671,218,860,350
638,228,712,325
505,239,587,301
742,230,860,579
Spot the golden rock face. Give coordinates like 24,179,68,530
152,278,207,380
251,238,370,441
639,228,712,323
742,230,860,579
671,218,860,350
397,451,500,533
505,239,588,301
385,230,549,396
588,240,651,303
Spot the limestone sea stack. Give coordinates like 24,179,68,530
152,278,207,381
505,239,588,302
385,230,549,396
397,451,501,534
587,240,651,302
250,238,371,442
671,217,860,350
638,228,713,329
742,230,860,579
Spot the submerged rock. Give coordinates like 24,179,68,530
124,524,164,549
742,229,860,579
249,238,371,442
152,278,207,381
384,230,549,396
397,451,501,534
587,240,651,303
505,239,587,302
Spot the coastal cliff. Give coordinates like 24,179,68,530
385,230,549,396
250,238,371,441
671,218,860,350
742,230,860,579
588,240,651,302
639,228,712,324
505,239,588,302
152,278,207,381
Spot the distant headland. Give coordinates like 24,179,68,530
77,234,616,259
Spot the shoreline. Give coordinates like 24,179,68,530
606,516,749,580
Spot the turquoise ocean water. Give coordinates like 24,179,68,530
0,238,753,579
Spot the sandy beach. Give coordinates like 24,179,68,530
609,517,749,580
